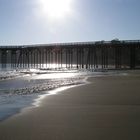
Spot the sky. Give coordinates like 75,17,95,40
0,0,140,45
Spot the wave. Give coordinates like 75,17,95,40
0,77,84,95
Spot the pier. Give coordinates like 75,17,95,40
0,40,140,70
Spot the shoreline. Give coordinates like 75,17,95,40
0,70,88,122
0,70,127,122
0,75,89,122
0,71,140,139
0,70,138,121
21,78,89,115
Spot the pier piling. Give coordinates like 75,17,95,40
0,40,140,70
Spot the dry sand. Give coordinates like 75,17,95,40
0,72,140,140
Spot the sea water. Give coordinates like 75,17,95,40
0,67,91,121
0,67,129,121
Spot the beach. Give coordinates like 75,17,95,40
0,71,140,140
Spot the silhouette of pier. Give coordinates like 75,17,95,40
0,40,140,70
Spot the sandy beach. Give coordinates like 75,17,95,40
0,72,140,140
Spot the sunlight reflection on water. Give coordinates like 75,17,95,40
0,69,86,121
0,67,131,121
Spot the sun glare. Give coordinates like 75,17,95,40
39,0,73,20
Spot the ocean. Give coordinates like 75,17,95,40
0,67,91,121
0,66,129,121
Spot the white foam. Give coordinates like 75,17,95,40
32,76,89,107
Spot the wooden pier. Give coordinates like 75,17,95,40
0,40,140,70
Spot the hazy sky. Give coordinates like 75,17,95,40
0,0,140,45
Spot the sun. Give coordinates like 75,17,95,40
39,0,73,20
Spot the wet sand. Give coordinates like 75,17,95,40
0,72,140,140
